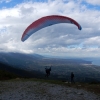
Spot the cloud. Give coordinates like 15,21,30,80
85,0,100,5
83,36,100,47
0,0,100,57
0,0,12,3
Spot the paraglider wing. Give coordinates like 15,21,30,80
21,15,82,42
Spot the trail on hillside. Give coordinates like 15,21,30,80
0,80,100,100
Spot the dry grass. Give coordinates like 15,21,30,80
60,82,100,95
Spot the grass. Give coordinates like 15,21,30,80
0,69,20,80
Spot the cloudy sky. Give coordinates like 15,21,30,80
0,0,100,58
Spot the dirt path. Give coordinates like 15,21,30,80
0,80,100,100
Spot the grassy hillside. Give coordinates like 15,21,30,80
0,69,19,80
0,62,99,95
0,61,100,83
0,62,32,80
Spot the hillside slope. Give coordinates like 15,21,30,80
0,79,100,100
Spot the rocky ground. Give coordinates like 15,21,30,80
0,80,100,100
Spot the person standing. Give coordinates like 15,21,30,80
71,72,75,83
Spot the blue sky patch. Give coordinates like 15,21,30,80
81,1,100,11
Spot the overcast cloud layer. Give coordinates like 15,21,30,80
0,0,100,57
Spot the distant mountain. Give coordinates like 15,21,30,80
0,52,92,69
0,52,44,70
